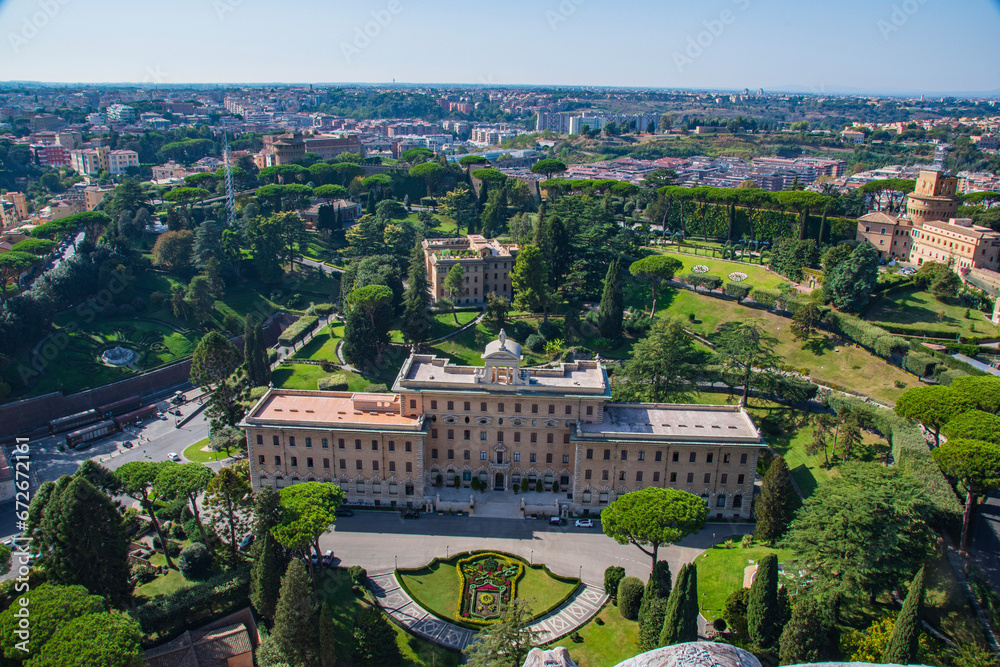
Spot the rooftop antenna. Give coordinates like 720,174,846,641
223,128,236,227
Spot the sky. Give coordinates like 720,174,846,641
1,0,999,94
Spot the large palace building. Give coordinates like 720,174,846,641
422,235,519,306
856,169,1000,272
241,333,765,519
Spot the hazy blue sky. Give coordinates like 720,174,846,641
1,0,999,93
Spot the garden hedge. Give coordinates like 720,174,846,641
278,316,319,346
604,566,626,599
724,282,752,300
826,394,961,527
617,576,644,620
318,373,350,391
133,565,250,635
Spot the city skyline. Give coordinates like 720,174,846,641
1,0,999,95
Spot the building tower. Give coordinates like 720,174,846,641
906,169,959,229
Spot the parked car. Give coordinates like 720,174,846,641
402,510,420,519
239,534,255,551
549,516,567,526
334,509,353,518
167,452,181,462
171,392,186,404
575,518,594,528
321,550,335,567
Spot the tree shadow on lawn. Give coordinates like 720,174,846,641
802,335,834,356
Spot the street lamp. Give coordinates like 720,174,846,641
530,550,533,565
446,545,449,558
394,555,397,569
702,592,706,611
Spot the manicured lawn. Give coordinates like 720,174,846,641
182,437,230,463
548,602,639,667
695,545,796,621
648,247,788,290
316,568,460,667
292,323,344,361
272,364,370,392
429,321,552,368
398,554,579,626
653,289,914,405
390,311,479,344
135,569,197,600
864,287,998,337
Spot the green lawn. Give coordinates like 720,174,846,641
695,545,796,621
398,554,579,627
548,602,639,667
648,247,789,290
272,364,370,392
134,569,197,600
429,321,553,368
182,437,231,463
652,289,914,405
391,311,479,344
316,568,460,667
292,323,344,361
865,287,998,338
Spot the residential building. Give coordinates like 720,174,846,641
105,104,136,123
423,235,518,306
842,130,866,144
144,607,257,667
300,199,362,227
240,333,764,518
69,146,109,175
0,202,18,229
151,161,187,181
302,133,363,160
910,218,1000,271
106,149,139,175
857,211,912,260
30,143,71,167
0,193,27,221
84,186,114,211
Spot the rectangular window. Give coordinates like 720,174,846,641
734,495,743,508
465,401,471,411
514,432,521,443
547,433,554,444
636,471,643,482
273,435,279,446
515,403,521,413
497,431,504,442
563,454,570,464
687,472,694,483
704,473,711,484
307,457,313,468
339,439,345,449
586,405,593,416
672,452,679,462
514,452,520,462
546,453,553,463
256,434,263,445
621,450,628,461
480,432,487,441
619,471,626,481
373,461,379,471
464,450,470,460
406,462,412,472
447,429,454,440
740,453,748,464
717,496,726,508
638,451,645,461
563,433,570,444
565,405,572,415
275,456,281,465
721,474,728,484
689,452,696,463
531,404,538,414
655,451,662,462
447,401,454,411
723,453,730,463
602,470,609,481
706,453,713,464
585,469,592,480
389,461,395,472
498,403,504,413
548,404,555,414
388,441,395,452
289,437,296,447
670,472,677,483
586,449,593,460
604,449,611,460
323,458,330,469
464,430,471,440
481,451,487,461
430,400,437,410
290,456,297,467
738,474,745,484
405,441,412,452
322,438,329,449
653,471,660,482
355,439,361,450
339,459,346,469
431,429,438,439
530,433,537,443
409,399,416,409
356,460,363,470
431,449,438,459
530,453,537,463
372,440,378,451
258,454,265,464
447,449,454,460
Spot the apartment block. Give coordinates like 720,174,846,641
107,149,139,175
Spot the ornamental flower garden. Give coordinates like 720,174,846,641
692,264,710,273
457,553,524,623
728,272,748,282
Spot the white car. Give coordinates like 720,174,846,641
575,518,594,528
167,452,181,462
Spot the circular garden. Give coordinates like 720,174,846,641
396,551,579,629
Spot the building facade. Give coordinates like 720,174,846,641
70,146,109,175
241,334,764,519
423,235,518,306
107,149,139,175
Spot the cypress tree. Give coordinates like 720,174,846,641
318,602,337,667
251,531,286,622
755,457,799,544
353,606,402,667
884,566,926,665
660,563,698,645
778,594,833,665
647,560,673,600
270,559,319,666
604,566,626,600
401,239,434,345
638,596,669,651
747,553,779,648
252,320,271,386
598,258,624,340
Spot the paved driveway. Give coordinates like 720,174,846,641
322,511,751,582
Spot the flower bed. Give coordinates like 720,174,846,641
692,264,710,273
728,272,748,282
456,552,524,625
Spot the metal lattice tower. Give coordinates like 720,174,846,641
223,129,236,227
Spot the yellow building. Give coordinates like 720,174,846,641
423,235,518,306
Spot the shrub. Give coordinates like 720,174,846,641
319,359,338,372
520,478,529,492
535,480,543,492
131,562,157,584
617,576,644,620
713,617,728,632
277,316,319,346
571,631,583,643
435,474,443,487
538,319,562,340
468,477,476,490
740,534,753,549
318,373,350,391
904,352,937,378
178,543,213,580
420,197,437,207
938,369,969,386
552,480,560,493
510,320,536,342
724,282,752,300
348,565,368,585
313,303,335,316
135,565,250,634
169,522,186,540
149,291,166,307
364,383,388,393
525,334,546,353
702,275,723,290
222,313,241,334
752,288,781,308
